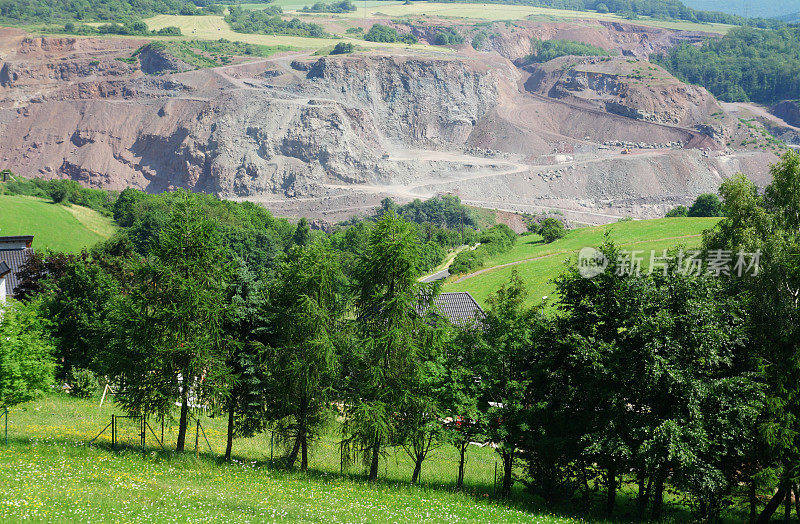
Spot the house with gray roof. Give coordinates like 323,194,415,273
0,235,34,303
420,291,485,327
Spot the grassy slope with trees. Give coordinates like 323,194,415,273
0,195,116,252
443,217,718,307
0,395,577,523
3,152,800,523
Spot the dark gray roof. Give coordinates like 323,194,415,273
0,261,9,277
0,247,33,297
0,235,34,247
422,292,485,327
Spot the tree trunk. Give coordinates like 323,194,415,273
784,483,791,523
411,455,423,484
369,439,380,482
287,432,301,469
224,403,235,461
175,374,190,452
606,461,617,518
637,472,652,520
757,485,787,523
301,431,308,472
299,396,309,472
652,469,665,521
793,484,800,521
456,441,467,492
501,449,514,498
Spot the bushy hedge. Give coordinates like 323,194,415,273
300,0,356,13
364,24,418,44
526,38,610,63
225,6,328,38
449,224,516,274
2,176,115,216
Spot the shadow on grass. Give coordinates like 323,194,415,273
4,432,701,523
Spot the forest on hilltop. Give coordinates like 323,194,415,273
654,26,800,104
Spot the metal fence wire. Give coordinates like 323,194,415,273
89,415,165,453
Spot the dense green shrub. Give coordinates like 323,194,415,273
225,6,328,38
688,193,724,217
538,217,566,243
434,29,464,46
300,0,356,13
364,24,418,44
67,367,100,398
665,205,689,217
526,38,610,63
0,300,55,409
330,42,355,54
471,31,488,50
450,224,517,274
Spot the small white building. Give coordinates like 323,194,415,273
0,235,34,303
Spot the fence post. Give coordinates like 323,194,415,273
493,461,497,496
195,420,200,458
270,430,274,466
141,417,146,454
3,408,7,446
111,415,116,450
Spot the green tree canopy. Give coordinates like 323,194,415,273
0,300,55,409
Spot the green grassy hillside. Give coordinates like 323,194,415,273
0,394,583,523
443,217,720,307
0,195,116,252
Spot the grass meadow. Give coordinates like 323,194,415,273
298,2,734,33
142,14,435,51
0,394,585,523
0,195,115,252
443,217,721,307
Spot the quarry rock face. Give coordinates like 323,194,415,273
524,56,720,128
0,30,778,224
773,100,800,128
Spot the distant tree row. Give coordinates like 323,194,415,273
436,0,784,28
299,0,356,13
225,5,328,38
526,38,610,63
654,26,800,104
0,0,202,23
1,177,115,216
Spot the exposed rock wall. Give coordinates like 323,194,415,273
773,100,800,128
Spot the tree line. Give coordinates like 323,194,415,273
225,5,328,38
0,0,203,23
3,152,800,521
653,26,800,105
436,0,784,29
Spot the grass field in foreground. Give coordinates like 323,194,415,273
443,217,720,307
0,195,116,252
0,394,586,523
